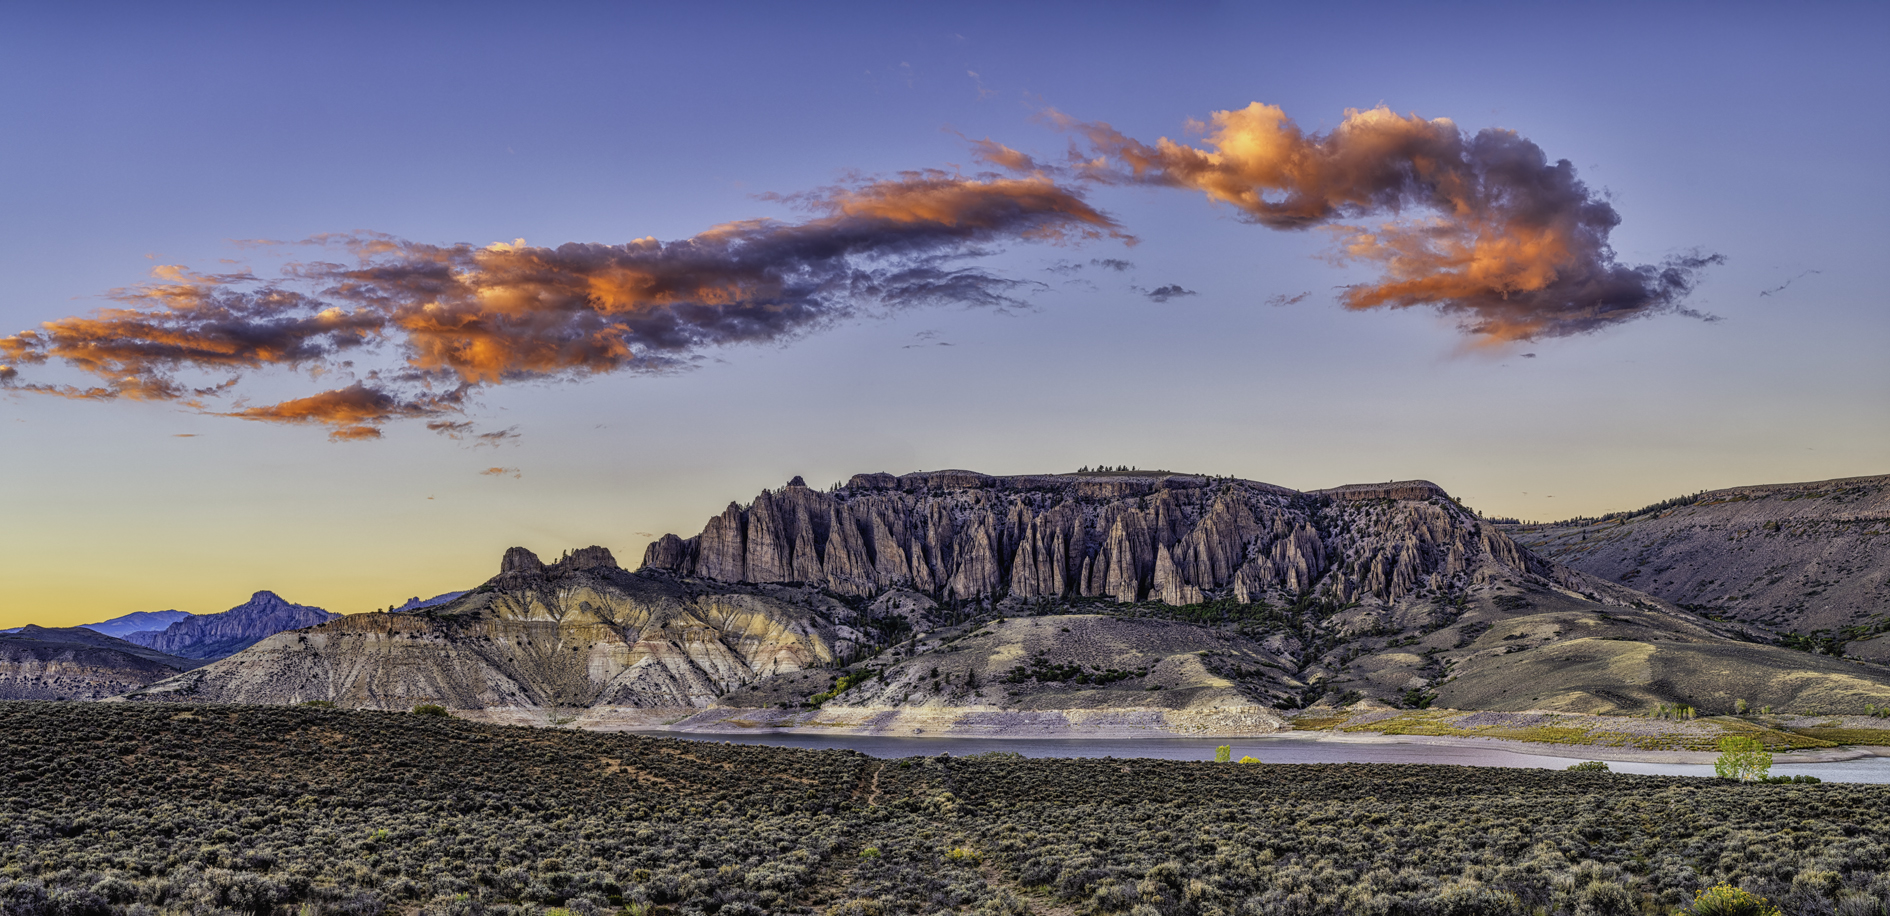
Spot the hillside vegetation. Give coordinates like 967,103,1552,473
1505,475,1889,638
3,703,1889,916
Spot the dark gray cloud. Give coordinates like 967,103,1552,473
1143,285,1197,302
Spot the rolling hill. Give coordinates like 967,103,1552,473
0,626,203,700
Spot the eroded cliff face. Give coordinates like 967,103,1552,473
123,547,864,711
643,471,1570,611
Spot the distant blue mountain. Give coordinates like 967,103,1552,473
76,609,197,640
121,591,338,660
392,591,469,613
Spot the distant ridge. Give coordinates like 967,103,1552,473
0,626,203,700
122,591,337,660
77,609,196,640
391,591,469,613
1507,474,1889,634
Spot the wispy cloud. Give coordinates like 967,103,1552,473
2,172,1125,439
1759,269,1820,297
1,100,1719,439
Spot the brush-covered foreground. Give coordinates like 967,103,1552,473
4,703,1890,916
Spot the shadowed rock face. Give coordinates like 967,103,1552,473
642,471,1557,610
122,591,338,660
1506,475,1890,633
122,547,865,711
0,627,201,700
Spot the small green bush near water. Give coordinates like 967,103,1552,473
1685,883,1782,916
1566,760,1610,773
1214,745,1232,763
1715,736,1773,781
411,703,450,717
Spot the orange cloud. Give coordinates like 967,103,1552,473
220,383,454,441
1040,103,1720,342
1,173,1124,437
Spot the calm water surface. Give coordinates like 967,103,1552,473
636,731,1890,784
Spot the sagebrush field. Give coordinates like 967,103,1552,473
2,703,1887,915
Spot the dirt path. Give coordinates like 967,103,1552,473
865,761,885,806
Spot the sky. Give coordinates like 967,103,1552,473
2,2,1885,627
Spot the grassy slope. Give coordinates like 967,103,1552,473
1503,475,1890,633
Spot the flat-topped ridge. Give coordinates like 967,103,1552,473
1311,480,1453,502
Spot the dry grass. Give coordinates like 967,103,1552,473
1305,709,1838,751
1788,726,1890,746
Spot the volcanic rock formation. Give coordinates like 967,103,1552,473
642,471,1567,609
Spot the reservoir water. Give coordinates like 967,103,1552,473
636,731,1890,784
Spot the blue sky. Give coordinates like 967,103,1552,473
2,2,1884,625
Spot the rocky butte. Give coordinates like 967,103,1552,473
123,470,1890,734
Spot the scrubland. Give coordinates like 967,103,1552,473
3,702,1889,915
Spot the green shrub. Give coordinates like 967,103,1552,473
944,845,981,865
1685,884,1781,916
1213,745,1232,763
411,704,450,717
1714,736,1772,781
808,671,873,707
1566,760,1610,773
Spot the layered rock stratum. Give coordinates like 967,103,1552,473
123,547,863,713
123,470,1890,730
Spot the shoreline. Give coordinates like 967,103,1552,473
628,722,1890,765
452,704,1890,765
1292,730,1890,765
